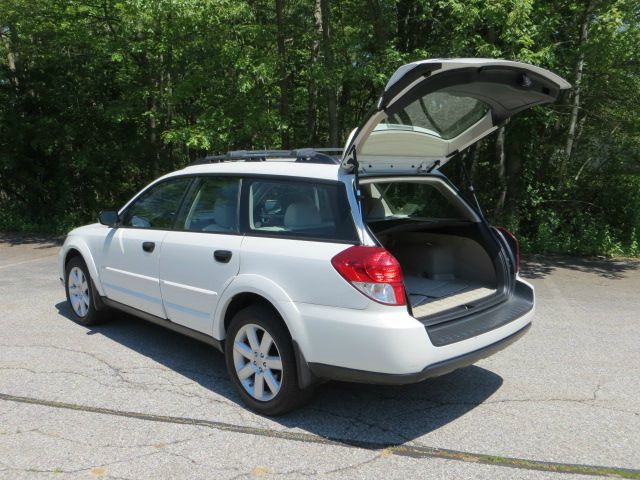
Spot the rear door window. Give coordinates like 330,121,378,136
246,179,358,242
176,177,240,233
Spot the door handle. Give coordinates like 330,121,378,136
142,241,155,253
214,250,232,263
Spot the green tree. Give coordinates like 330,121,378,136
0,0,638,255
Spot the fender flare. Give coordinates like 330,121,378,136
213,274,318,389
62,237,105,296
213,274,299,339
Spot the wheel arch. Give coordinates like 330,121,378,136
214,275,294,339
215,275,318,389
61,238,105,296
223,292,281,335
64,247,83,266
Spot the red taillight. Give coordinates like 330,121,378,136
497,227,520,273
331,246,406,305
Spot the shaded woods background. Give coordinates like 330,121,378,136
1,0,639,255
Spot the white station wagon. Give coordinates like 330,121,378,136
59,59,570,415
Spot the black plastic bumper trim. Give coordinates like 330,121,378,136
308,322,531,385
425,280,534,346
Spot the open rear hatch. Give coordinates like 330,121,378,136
342,59,569,324
341,58,570,174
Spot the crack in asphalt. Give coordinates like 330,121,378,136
0,450,164,477
1,392,639,479
0,425,216,452
0,365,236,407
0,344,239,409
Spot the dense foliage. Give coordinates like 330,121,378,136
1,0,639,255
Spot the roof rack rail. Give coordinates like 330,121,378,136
191,148,343,166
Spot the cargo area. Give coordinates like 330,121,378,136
375,228,499,318
361,178,505,319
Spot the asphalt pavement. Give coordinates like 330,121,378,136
0,235,638,479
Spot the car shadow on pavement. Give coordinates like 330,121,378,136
520,254,639,280
56,301,503,446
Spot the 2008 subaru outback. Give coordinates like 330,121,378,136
59,59,570,415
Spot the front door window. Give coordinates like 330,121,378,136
121,178,191,229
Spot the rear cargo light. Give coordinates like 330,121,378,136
497,227,520,273
331,246,406,305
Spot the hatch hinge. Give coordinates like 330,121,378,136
425,160,441,173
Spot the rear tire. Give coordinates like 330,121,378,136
225,305,313,415
64,256,107,326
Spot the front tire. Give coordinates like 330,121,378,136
225,305,312,415
65,256,106,326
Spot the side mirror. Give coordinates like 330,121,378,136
98,209,119,227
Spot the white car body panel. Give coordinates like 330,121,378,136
99,228,168,318
359,114,496,164
238,236,367,310
382,58,571,107
159,231,242,333
179,162,343,183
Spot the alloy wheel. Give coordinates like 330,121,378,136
68,266,90,317
232,323,283,401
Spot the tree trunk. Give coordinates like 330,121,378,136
148,87,160,178
469,142,480,184
1,24,20,88
495,124,508,215
505,130,522,217
307,0,322,145
366,0,387,47
563,1,592,171
275,0,291,148
396,0,411,52
395,0,422,52
337,80,351,146
318,0,338,146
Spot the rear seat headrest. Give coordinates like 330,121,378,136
284,202,321,228
213,199,237,229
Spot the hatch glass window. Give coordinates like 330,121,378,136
381,92,489,140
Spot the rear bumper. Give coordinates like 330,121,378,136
425,279,534,346
295,278,534,385
308,322,531,385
